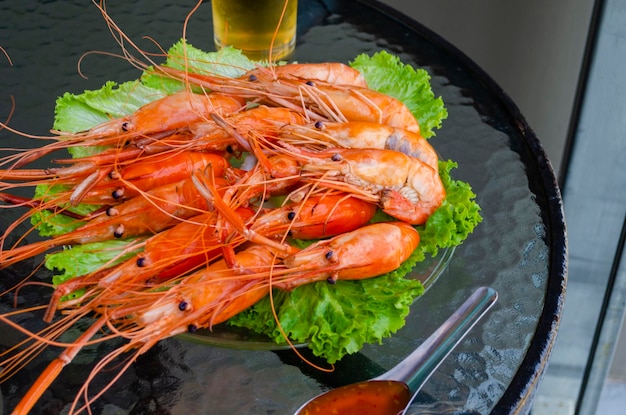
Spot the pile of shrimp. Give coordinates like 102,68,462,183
0,18,446,415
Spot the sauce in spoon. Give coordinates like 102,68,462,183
296,380,409,414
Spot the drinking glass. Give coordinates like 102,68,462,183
212,0,297,61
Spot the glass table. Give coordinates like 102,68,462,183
0,1,567,414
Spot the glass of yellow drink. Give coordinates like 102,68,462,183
212,0,298,61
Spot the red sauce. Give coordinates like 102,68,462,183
298,380,410,415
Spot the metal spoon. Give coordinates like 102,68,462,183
294,286,498,415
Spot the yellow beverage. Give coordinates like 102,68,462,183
212,0,297,61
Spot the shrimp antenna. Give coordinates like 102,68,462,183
91,0,166,72
267,0,291,66
180,0,205,81
267,270,335,373
1,45,12,65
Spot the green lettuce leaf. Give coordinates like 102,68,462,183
350,51,447,138
30,184,97,237
45,239,142,286
54,80,166,134
45,239,143,301
141,41,257,94
416,160,482,257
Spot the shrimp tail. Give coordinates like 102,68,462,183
380,189,438,225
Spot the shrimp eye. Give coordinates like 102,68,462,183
121,121,131,132
187,324,198,332
106,207,119,216
306,81,315,86
112,188,124,199
178,301,189,311
287,211,296,221
226,145,234,154
136,257,147,267
314,121,324,129
249,74,258,82
109,171,121,180
113,224,125,238
331,153,342,162
325,250,335,260
326,276,337,284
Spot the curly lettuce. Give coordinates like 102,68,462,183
351,51,447,138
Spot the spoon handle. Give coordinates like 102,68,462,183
374,286,498,395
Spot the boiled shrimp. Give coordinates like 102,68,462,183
281,120,439,169
278,221,420,289
116,105,309,157
292,83,420,132
132,223,418,337
0,150,230,205
286,147,445,225
252,192,377,240
0,90,244,170
66,89,244,142
43,210,241,322
190,105,308,154
244,62,368,87
46,192,375,322
0,176,221,269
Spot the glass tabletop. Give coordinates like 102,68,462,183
0,1,567,414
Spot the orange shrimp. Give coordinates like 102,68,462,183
252,192,377,240
294,83,420,132
81,150,230,204
125,223,418,345
287,147,445,225
43,212,246,322
132,244,278,334
0,150,230,205
0,176,219,269
48,192,375,318
281,121,438,169
190,105,308,153
66,90,245,141
245,62,368,87
0,90,244,170
277,221,420,289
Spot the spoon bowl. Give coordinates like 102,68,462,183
294,286,498,415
